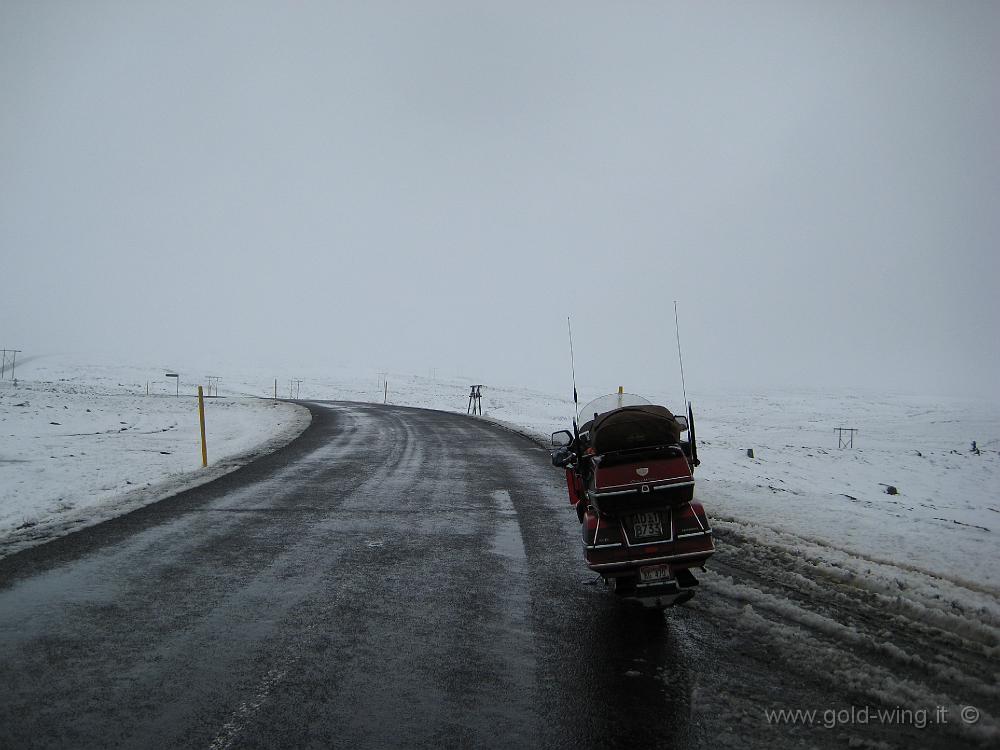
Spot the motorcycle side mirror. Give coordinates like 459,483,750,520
674,415,689,432
551,429,573,447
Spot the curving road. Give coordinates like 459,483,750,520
6,402,989,749
0,402,694,749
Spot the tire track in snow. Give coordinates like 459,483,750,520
694,524,999,746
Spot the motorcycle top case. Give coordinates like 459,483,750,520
589,450,694,514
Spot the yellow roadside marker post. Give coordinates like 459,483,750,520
198,385,208,467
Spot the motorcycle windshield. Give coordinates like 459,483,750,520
578,393,652,425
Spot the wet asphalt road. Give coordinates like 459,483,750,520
0,402,694,749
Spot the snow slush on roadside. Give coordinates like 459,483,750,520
551,392,715,608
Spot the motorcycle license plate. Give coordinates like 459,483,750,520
631,512,663,539
640,565,672,583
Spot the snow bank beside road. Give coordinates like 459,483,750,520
3,356,997,600
0,376,309,557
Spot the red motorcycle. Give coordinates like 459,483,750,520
552,393,714,608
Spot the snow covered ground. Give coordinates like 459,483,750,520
694,391,998,591
0,358,309,556
2,354,996,744
2,355,997,599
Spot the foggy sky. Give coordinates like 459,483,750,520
2,1,998,400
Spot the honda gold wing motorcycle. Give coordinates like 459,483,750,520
551,393,714,608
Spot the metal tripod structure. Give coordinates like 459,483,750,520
467,385,484,415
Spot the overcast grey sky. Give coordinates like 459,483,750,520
2,1,998,399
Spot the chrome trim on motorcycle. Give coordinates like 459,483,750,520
587,547,716,571
654,480,695,491
676,529,713,539
591,487,638,498
592,479,694,497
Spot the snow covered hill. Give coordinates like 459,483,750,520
2,355,997,598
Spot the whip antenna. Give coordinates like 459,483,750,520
568,316,580,427
675,301,700,467
674,301,688,408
